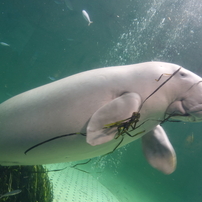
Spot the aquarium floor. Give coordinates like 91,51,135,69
44,163,119,202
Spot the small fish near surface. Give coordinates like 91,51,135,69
64,0,73,10
0,42,10,47
82,10,93,26
53,0,63,4
48,76,56,81
53,0,73,10
0,189,22,199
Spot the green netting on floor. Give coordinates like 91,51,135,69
44,163,119,202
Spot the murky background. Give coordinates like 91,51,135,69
0,0,202,201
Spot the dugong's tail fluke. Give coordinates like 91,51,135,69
88,21,93,26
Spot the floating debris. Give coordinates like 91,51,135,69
82,10,93,26
185,133,194,146
0,42,10,47
0,189,22,199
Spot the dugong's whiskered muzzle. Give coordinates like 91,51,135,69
169,114,197,122
165,80,202,123
187,104,202,121
180,81,202,122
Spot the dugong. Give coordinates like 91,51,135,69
1,62,202,174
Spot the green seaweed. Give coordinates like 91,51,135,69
0,165,53,202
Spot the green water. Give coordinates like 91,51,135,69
89,122,202,201
1,0,202,201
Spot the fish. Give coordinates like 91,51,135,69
48,76,56,81
0,42,10,47
64,0,73,10
53,0,63,4
0,189,22,199
82,10,93,26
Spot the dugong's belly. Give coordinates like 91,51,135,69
0,82,142,165
0,89,109,165
0,97,146,166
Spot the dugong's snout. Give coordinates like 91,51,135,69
167,80,202,122
181,81,202,122
183,103,202,121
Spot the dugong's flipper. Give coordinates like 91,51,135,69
142,125,176,174
87,93,142,146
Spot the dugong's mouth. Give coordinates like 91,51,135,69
168,113,196,122
168,103,202,122
184,104,202,121
188,104,202,114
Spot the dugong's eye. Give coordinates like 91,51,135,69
180,72,187,77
